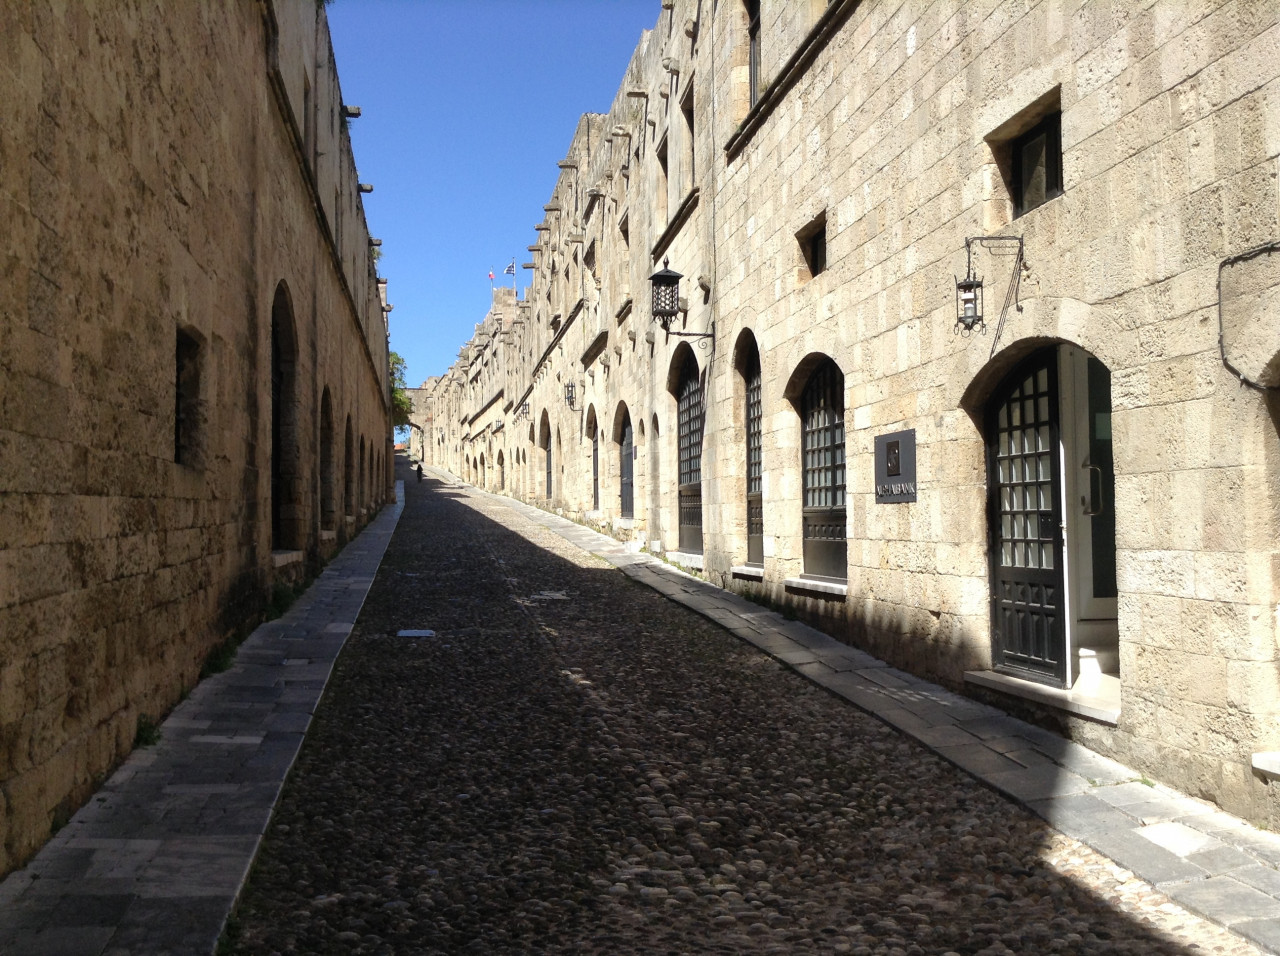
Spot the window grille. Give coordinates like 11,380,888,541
677,354,704,553
744,345,763,564
800,359,846,579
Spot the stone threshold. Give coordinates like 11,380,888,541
965,669,1121,725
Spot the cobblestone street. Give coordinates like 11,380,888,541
223,463,1263,955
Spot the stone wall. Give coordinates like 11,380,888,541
0,0,392,875
411,0,1280,826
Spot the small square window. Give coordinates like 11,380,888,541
1011,112,1062,217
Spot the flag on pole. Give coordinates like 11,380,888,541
488,269,494,281
503,260,516,276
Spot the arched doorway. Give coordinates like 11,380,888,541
985,344,1117,687
343,416,354,518
320,388,335,531
585,406,599,511
616,405,634,519
539,411,552,499
271,283,301,550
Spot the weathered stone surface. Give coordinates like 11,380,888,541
0,0,392,877
407,0,1280,830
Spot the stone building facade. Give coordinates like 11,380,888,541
414,0,1280,826
0,1,393,874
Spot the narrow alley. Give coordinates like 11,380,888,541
220,460,1267,955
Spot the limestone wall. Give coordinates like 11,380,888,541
413,0,1280,826
0,0,391,874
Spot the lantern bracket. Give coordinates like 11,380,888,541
955,236,1025,340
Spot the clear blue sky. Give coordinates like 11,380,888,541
328,0,657,389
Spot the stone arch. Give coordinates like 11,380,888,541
271,281,302,551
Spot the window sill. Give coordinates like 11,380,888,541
963,670,1120,725
783,576,847,598
731,565,764,580
666,550,704,571
319,530,336,542
1253,752,1280,781
271,549,303,569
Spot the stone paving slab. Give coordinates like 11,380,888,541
482,479,1280,955
0,485,405,956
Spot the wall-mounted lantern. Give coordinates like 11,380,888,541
516,402,530,422
649,258,683,332
564,383,578,410
650,258,714,351
955,271,984,333
955,236,1025,337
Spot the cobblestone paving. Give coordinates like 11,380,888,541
224,470,1261,955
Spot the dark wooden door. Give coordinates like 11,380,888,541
987,351,1066,685
591,431,599,510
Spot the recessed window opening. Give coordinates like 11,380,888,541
175,328,202,467
656,136,670,224
1011,112,1062,217
681,85,695,192
745,0,761,108
798,213,827,279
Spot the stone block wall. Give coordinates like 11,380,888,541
411,0,1280,826
0,0,391,875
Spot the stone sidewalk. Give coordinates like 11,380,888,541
1,465,1278,953
465,472,1280,956
0,485,405,956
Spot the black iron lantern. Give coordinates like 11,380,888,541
564,383,577,409
649,258,683,332
955,272,984,333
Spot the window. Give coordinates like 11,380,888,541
174,328,202,467
681,85,695,193
745,0,761,108
800,359,846,579
656,136,670,225
743,342,763,565
1011,112,1062,217
676,352,704,553
798,213,827,279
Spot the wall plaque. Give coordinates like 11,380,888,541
874,429,917,503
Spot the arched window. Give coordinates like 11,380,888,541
675,351,704,553
800,358,845,579
737,335,763,565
